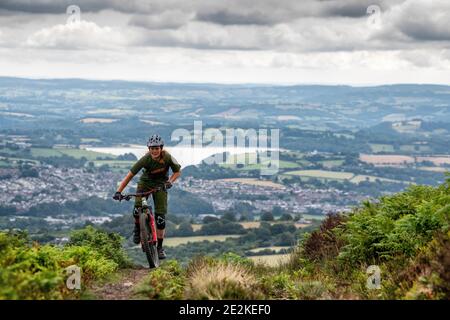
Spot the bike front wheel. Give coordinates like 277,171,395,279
139,211,160,269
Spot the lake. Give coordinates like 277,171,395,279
85,145,280,168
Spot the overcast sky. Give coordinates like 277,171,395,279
0,0,449,85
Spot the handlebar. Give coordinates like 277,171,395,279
116,186,165,202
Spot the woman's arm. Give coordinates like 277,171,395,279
116,171,135,193
168,170,181,184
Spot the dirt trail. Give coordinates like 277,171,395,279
90,267,151,300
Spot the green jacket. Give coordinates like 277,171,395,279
130,151,181,187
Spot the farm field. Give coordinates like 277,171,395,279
283,169,404,184
80,138,102,143
301,214,327,221
218,178,285,189
349,174,401,184
359,154,415,165
248,246,291,253
400,145,431,152
0,156,39,165
190,224,203,232
0,160,9,167
318,159,345,168
164,235,241,247
248,254,291,266
416,156,450,166
284,170,354,180
92,160,134,167
239,221,261,229
418,167,449,173
30,147,116,160
360,154,450,166
370,144,395,153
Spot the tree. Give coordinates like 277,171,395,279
260,211,274,221
279,213,293,221
203,216,219,224
177,222,194,236
99,164,110,172
239,213,250,222
222,211,236,222
276,232,296,246
117,153,137,161
272,206,285,216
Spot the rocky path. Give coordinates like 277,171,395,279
89,267,151,300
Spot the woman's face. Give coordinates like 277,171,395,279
149,146,162,159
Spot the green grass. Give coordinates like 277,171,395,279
283,170,405,185
57,148,116,160
318,159,345,168
221,160,299,171
30,147,116,160
0,148,21,155
400,145,431,152
349,174,403,184
284,170,355,180
278,160,301,169
0,160,10,167
370,144,395,153
164,235,241,247
295,159,311,166
301,214,327,221
0,156,40,167
30,148,62,157
92,160,134,167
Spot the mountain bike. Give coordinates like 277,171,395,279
116,186,164,268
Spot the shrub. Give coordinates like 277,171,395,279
338,184,449,265
0,227,129,299
135,260,185,300
260,272,295,299
68,226,131,268
302,213,346,262
0,233,65,299
293,280,329,300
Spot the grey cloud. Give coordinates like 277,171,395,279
0,0,152,14
129,10,195,30
0,0,403,19
196,10,275,26
323,0,382,18
2,0,450,54
396,9,450,41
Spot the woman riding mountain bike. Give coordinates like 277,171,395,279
113,134,181,260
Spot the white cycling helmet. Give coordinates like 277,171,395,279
147,134,164,147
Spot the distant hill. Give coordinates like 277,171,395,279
1,77,449,133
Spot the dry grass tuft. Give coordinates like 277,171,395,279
184,259,262,300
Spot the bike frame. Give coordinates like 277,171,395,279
141,197,157,243
115,186,164,268
119,186,164,244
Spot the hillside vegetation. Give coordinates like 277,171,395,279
0,226,131,299
1,176,449,299
134,175,450,300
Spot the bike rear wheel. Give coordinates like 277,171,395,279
139,210,160,268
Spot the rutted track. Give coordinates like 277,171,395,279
89,267,151,300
